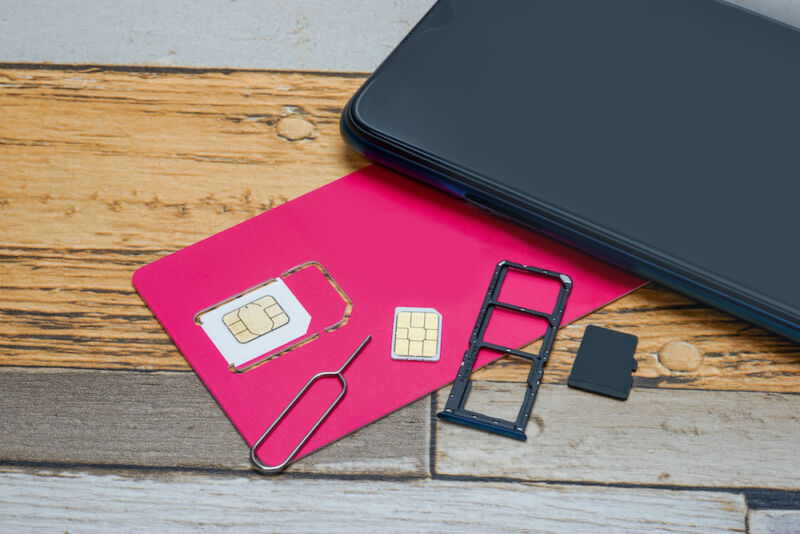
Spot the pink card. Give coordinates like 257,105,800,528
133,165,644,467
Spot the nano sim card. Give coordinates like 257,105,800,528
197,278,311,369
391,307,442,362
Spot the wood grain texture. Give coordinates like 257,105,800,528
0,66,367,372
1,67,798,394
0,468,747,533
435,383,800,488
749,510,800,534
0,369,430,475
0,67,368,250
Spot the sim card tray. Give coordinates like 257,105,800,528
438,260,572,441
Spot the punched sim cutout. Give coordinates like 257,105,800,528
195,261,352,372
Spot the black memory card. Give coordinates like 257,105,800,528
568,325,638,400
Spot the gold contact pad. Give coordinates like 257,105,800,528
394,311,439,359
222,295,290,343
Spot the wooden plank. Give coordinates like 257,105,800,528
435,383,800,489
0,468,747,533
0,65,367,372
0,67,369,250
750,510,800,534
0,246,188,370
0,1,433,71
0,369,430,476
2,0,796,71
1,66,798,391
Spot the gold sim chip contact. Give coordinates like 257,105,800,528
391,307,442,362
223,295,290,343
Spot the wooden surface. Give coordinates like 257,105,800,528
750,511,800,534
0,0,435,71
0,369,430,475
0,470,748,533
436,384,800,487
1,65,799,532
2,0,799,71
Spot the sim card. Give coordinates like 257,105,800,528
391,307,442,362
197,278,311,369
195,261,352,372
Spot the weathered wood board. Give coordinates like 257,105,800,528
0,369,431,476
749,510,800,534
0,469,747,533
2,0,797,71
435,383,800,488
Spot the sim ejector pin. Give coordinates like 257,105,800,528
250,335,371,475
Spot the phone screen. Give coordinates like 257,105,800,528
353,0,800,320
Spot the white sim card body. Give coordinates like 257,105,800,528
197,278,311,368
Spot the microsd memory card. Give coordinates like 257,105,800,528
568,325,638,400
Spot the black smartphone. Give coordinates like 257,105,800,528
341,0,800,343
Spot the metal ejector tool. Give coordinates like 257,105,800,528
250,335,371,474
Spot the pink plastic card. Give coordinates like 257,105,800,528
133,164,644,468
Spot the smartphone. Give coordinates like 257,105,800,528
341,0,800,343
